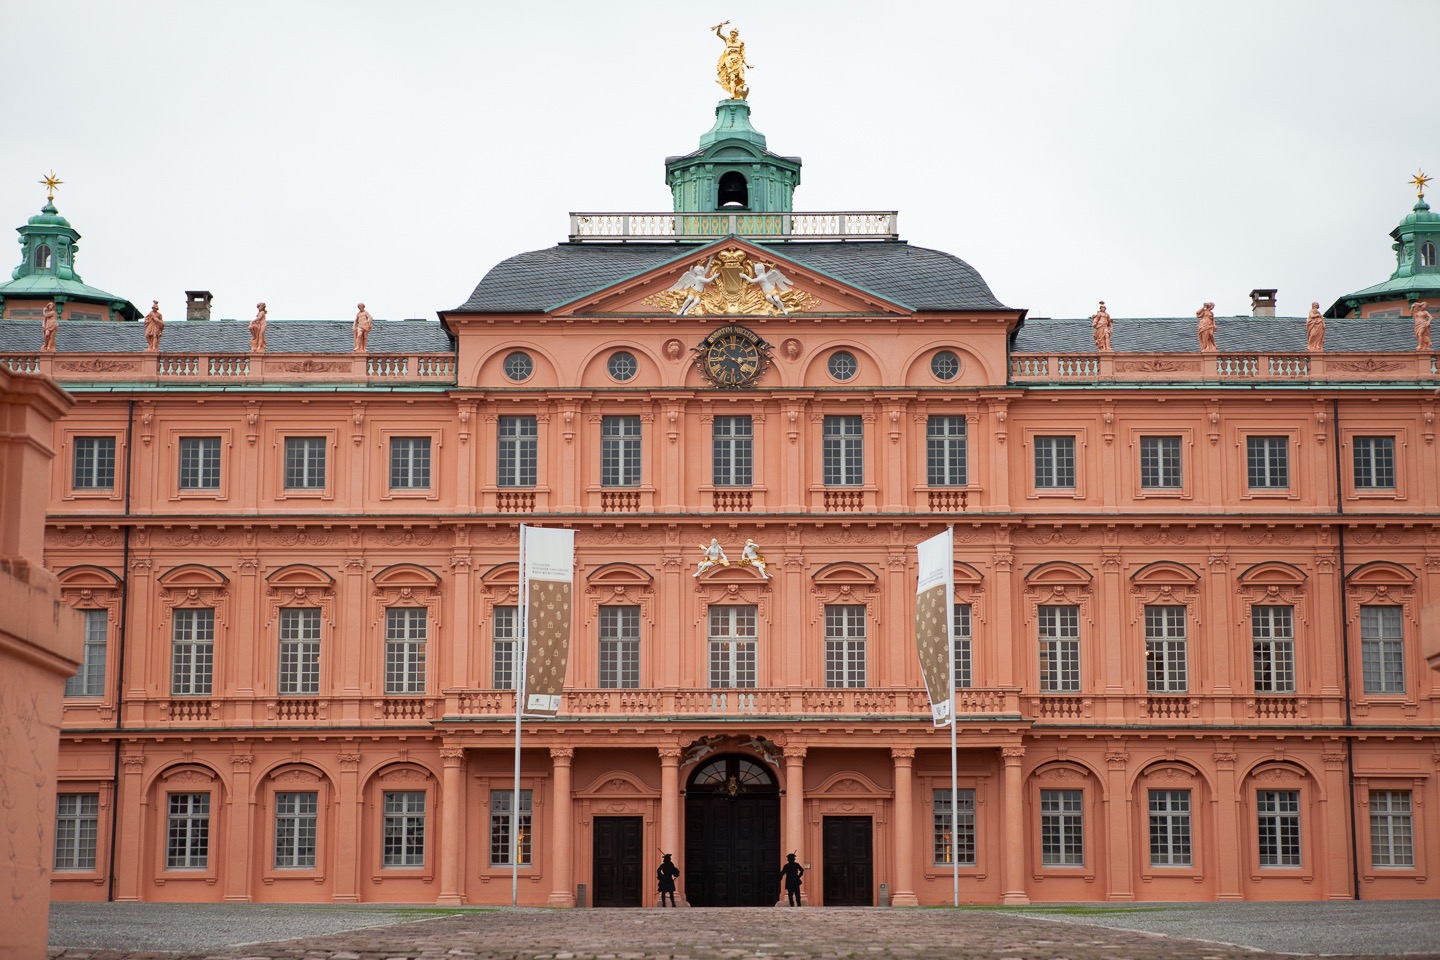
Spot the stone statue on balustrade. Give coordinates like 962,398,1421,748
249,302,268,353
1306,302,1325,352
693,538,729,578
144,300,164,351
1090,300,1112,352
1196,302,1217,351
1413,301,1432,352
739,538,771,579
41,301,58,352
354,302,373,352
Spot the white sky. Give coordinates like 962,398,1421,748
2,1,1435,323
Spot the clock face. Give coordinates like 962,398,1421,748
704,329,764,386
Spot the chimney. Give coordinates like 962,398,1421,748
1249,288,1277,317
185,290,213,321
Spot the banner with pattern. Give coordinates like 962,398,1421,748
521,525,574,718
914,528,954,727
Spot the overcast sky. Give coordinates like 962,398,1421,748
2,1,1434,323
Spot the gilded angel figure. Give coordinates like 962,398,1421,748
712,21,752,100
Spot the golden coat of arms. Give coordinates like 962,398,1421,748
643,249,818,317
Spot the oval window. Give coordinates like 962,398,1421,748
931,350,961,381
828,350,858,381
608,350,638,382
503,351,533,382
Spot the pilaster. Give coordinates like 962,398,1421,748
223,752,254,901
1103,748,1133,900
332,751,362,901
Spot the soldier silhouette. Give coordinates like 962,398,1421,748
656,852,680,907
779,853,804,906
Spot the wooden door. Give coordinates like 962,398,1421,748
592,816,643,907
822,816,873,906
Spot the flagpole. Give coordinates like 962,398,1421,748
512,524,528,908
947,525,958,907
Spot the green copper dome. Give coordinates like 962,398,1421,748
0,197,138,321
1327,195,1440,318
665,100,801,215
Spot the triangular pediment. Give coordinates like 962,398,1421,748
558,239,909,317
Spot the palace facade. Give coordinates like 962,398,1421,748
5,90,1440,908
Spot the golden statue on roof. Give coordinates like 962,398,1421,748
712,21,752,100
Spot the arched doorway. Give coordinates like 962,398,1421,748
684,753,780,906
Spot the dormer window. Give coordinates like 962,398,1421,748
1421,241,1436,268
717,171,749,209
33,244,51,270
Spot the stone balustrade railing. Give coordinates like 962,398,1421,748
568,211,899,242
1010,351,1438,384
0,352,456,385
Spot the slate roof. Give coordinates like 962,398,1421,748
0,319,453,354
1011,316,1424,354
453,240,1011,313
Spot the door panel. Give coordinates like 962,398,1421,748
593,816,643,907
822,816,873,906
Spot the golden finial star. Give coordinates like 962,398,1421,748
1412,170,1432,200
39,170,62,202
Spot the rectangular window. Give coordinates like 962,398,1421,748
1040,789,1084,866
389,437,432,490
54,793,100,871
178,437,222,490
273,791,318,869
1246,436,1289,490
953,603,972,689
1033,436,1076,489
1148,789,1192,867
1139,436,1182,490
64,609,108,698
497,416,538,487
1360,605,1405,695
278,608,321,695
492,605,517,690
712,416,754,487
708,604,757,689
72,436,116,490
489,789,533,867
932,788,976,865
1352,436,1396,490
384,608,427,695
598,605,640,689
1256,789,1301,867
1252,605,1296,694
822,415,864,486
381,791,426,868
1144,605,1188,693
166,793,210,869
927,416,968,487
824,604,867,688
1369,790,1414,868
284,437,327,490
600,416,641,487
1038,605,1080,693
171,608,215,696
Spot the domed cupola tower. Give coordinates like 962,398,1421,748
1327,171,1440,318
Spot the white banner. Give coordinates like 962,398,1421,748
914,529,955,727
521,525,575,717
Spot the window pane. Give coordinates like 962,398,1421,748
274,791,318,869
385,608,427,694
54,793,100,870
381,790,426,867
493,605,517,690
822,416,864,486
932,788,976,865
599,606,640,688
166,793,210,869
1360,605,1405,695
65,609,108,698
73,437,116,490
1247,436,1289,489
1369,790,1414,868
708,604,758,688
1038,605,1080,692
927,416,968,487
1144,605,1188,693
1040,789,1084,866
1148,789,1192,867
178,437,222,490
497,416,538,487
824,604,866,688
712,416,753,487
1139,436,1182,489
389,437,432,490
1252,605,1295,693
1352,436,1396,490
489,789,533,866
1257,790,1301,867
601,416,641,487
284,437,327,489
278,608,321,695
171,608,215,696
1034,436,1075,489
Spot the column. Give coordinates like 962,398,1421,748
783,745,807,904
1103,748,1134,901
999,745,1029,905
437,746,467,905
890,748,918,906
658,746,684,905
1213,749,1243,900
223,752,254,901
546,747,576,907
332,751,362,902
112,753,147,901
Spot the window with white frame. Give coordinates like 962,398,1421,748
708,604,757,688
72,436,116,490
953,603,972,689
273,791,318,869
1369,790,1414,868
1033,436,1076,489
1144,605,1188,693
53,793,100,870
1148,789,1192,867
489,789,533,866
1360,605,1405,695
1246,436,1289,490
1256,789,1301,867
283,437,327,490
381,790,426,867
1352,436,1396,490
389,437,431,490
165,792,210,869
278,608,321,695
171,608,215,696
64,609,107,698
932,787,976,865
497,416,537,487
824,603,866,688
822,415,864,486
492,605,517,690
1038,604,1080,692
1139,436,1182,490
927,416,968,487
1252,605,1295,693
600,415,642,487
384,608,427,694
1040,789,1084,866
598,605,640,688
712,416,753,487
178,437,221,490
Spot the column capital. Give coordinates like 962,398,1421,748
550,746,575,764
440,747,466,765
657,746,683,764
783,745,808,762
338,753,362,768
230,754,254,770
1001,745,1026,764
119,754,146,769
889,747,916,764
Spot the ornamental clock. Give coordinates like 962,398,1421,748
696,324,772,388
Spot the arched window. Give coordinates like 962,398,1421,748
34,244,51,270
717,171,749,209
1421,241,1436,268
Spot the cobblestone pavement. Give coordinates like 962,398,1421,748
47,902,1440,960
